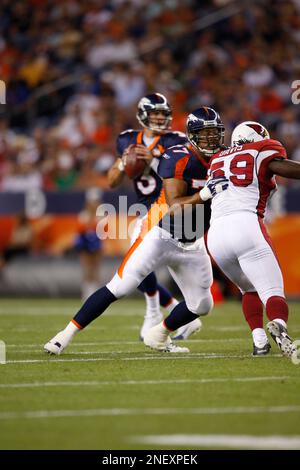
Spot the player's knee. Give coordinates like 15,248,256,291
106,273,139,298
186,290,213,316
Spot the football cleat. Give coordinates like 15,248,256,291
172,318,202,340
44,331,68,355
267,321,296,358
140,311,163,341
252,342,271,356
144,323,189,353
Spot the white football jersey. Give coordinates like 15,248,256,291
209,139,287,223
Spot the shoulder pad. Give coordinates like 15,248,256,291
165,130,186,138
256,139,287,158
118,129,137,137
163,131,188,147
164,144,191,156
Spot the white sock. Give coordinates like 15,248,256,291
157,321,170,336
165,298,179,313
252,327,268,347
273,318,287,329
62,321,81,343
144,291,160,315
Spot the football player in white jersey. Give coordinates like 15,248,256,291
207,121,300,357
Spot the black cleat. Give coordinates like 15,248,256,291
252,342,271,356
267,321,296,358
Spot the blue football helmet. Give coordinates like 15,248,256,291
186,107,225,157
136,93,172,132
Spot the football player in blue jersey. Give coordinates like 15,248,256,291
143,107,229,350
44,106,228,355
107,93,201,340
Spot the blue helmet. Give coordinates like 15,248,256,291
186,107,225,156
136,93,172,132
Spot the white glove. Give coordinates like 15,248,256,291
118,159,125,172
200,176,229,201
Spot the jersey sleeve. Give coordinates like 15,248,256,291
116,133,126,156
158,147,190,179
257,139,287,162
116,130,135,156
256,139,287,177
158,151,177,178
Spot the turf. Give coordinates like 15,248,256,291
0,298,300,450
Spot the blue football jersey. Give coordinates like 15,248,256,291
158,143,211,243
116,129,187,209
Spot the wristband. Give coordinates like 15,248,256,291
199,186,211,202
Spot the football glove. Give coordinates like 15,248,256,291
200,176,229,201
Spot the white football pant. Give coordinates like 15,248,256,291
107,225,213,315
207,212,284,305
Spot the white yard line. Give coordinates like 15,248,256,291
214,326,300,333
4,352,283,364
6,338,248,348
0,405,300,421
0,325,140,336
10,350,142,354
1,326,140,333
132,434,300,450
0,376,293,389
0,309,142,317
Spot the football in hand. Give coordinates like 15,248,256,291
124,145,147,179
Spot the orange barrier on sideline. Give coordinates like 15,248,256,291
1,214,300,296
0,214,134,256
268,215,300,296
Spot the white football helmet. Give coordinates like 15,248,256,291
231,121,270,146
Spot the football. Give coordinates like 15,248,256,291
124,145,147,179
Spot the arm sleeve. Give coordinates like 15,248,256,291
257,139,287,180
158,151,177,178
258,139,287,162
158,150,190,180
116,134,125,157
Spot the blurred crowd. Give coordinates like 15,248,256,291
1,0,300,192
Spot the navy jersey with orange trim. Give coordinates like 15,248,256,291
158,143,211,243
117,129,187,209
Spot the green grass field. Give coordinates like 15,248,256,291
0,298,300,450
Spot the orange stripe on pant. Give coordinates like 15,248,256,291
117,190,169,278
72,319,83,329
